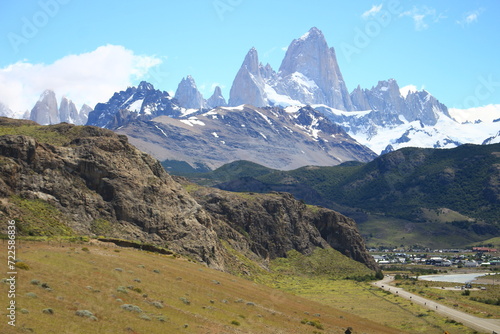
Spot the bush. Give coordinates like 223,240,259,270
25,292,37,298
75,310,95,319
120,304,142,313
152,301,164,309
301,319,324,330
116,286,128,293
231,320,241,326
30,279,41,285
42,308,54,315
15,262,30,270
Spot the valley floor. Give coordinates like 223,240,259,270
373,276,500,333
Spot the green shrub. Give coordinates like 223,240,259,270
75,310,94,318
120,304,142,313
15,262,30,270
180,297,191,305
230,320,241,326
301,319,324,330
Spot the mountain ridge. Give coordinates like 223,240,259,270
187,143,500,248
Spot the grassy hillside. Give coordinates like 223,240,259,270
186,144,500,248
0,241,395,334
0,241,481,334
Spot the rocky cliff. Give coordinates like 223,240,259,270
0,118,377,272
184,183,378,270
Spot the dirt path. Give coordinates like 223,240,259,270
372,276,500,333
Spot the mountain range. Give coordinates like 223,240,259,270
1,27,499,168
27,89,91,126
189,143,500,248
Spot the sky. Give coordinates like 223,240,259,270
0,0,499,115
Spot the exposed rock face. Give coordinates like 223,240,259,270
228,28,353,110
0,121,224,269
174,75,208,109
228,48,267,107
30,90,59,125
310,210,377,269
207,86,227,108
0,119,377,272
78,104,93,126
187,184,378,270
87,81,180,128
349,79,450,127
119,105,377,170
276,27,353,110
59,96,79,124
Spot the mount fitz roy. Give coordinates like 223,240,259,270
4,27,499,167
84,26,497,162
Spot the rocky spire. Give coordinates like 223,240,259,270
174,75,208,109
79,104,93,125
207,86,227,108
228,48,267,107
276,27,354,110
59,96,79,124
30,90,59,125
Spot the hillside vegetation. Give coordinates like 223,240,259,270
0,241,481,334
187,144,500,248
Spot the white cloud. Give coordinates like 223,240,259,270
400,84,426,98
449,104,500,123
400,6,447,31
0,45,162,117
457,8,484,27
361,4,383,19
400,85,417,98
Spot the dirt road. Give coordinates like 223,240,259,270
372,276,500,333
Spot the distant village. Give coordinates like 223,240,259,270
370,247,500,267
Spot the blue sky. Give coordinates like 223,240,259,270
0,0,499,114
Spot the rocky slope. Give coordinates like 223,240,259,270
0,118,377,271
86,81,182,129
117,104,377,170
179,180,378,270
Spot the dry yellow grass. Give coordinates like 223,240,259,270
0,241,402,334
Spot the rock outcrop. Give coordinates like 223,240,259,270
0,118,377,272
183,182,378,270
0,119,224,269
